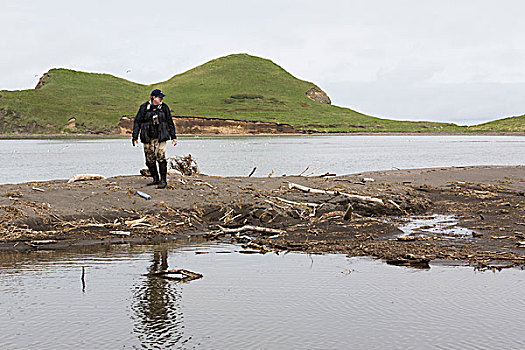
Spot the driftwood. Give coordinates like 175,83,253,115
287,182,385,206
248,167,257,177
67,174,106,183
125,216,148,226
217,225,286,235
194,180,216,189
109,230,131,236
319,172,337,178
298,165,310,176
29,240,57,245
272,196,320,208
343,204,353,220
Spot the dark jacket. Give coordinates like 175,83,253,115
132,101,177,143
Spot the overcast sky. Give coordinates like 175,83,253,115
1,0,524,125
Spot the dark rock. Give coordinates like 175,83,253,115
35,72,50,89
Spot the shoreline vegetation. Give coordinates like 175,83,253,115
1,166,523,269
1,54,524,136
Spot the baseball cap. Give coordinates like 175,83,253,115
150,89,166,98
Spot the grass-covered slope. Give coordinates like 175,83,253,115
156,54,460,132
0,53,519,134
469,115,525,132
0,69,146,134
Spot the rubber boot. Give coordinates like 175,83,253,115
157,161,167,189
146,163,160,186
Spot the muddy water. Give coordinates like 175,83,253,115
0,135,524,184
1,241,524,349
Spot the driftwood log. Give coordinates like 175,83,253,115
217,225,286,235
271,196,320,208
287,182,385,205
67,174,106,183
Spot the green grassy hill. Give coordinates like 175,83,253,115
469,115,524,132
0,54,520,134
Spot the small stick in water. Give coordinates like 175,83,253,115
81,266,86,292
248,167,257,177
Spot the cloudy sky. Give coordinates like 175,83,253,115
1,0,524,125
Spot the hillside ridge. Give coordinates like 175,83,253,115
0,53,522,134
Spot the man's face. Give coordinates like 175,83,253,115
152,96,163,105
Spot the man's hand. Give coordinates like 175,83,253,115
132,139,137,147
171,139,177,146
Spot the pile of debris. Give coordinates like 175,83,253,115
140,154,199,177
168,154,198,176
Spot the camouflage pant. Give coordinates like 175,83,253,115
143,139,167,165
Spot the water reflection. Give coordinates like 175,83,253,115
1,242,524,349
131,246,190,348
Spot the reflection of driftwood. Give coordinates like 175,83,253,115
386,258,430,269
67,174,106,183
218,225,286,235
287,182,385,205
168,154,198,176
146,269,203,282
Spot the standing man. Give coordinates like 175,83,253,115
132,89,177,189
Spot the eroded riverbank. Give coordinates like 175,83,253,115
0,166,524,268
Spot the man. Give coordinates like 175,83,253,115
132,89,177,189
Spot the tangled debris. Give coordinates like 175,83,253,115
0,166,523,269
168,154,198,176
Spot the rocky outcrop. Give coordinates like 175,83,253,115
118,115,298,135
305,87,331,104
35,72,50,89
64,117,76,131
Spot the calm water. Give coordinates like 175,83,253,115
1,241,524,350
0,135,524,184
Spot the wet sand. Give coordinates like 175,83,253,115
0,166,523,268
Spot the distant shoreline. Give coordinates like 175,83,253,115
1,131,524,140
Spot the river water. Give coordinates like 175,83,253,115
1,241,524,350
0,135,523,184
